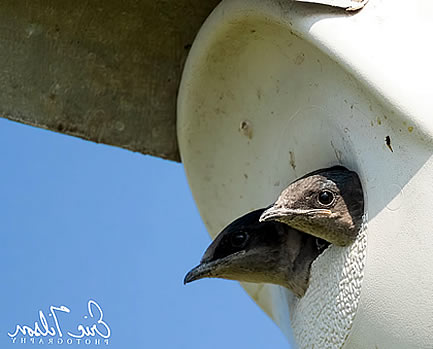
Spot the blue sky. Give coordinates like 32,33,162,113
0,119,289,348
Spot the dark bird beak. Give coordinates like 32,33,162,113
259,205,292,222
184,252,243,285
184,261,218,285
260,205,331,222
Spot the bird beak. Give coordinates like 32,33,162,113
259,205,331,222
259,205,295,222
184,262,216,284
184,251,245,285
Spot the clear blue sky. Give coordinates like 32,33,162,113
0,119,289,348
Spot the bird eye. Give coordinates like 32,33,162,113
230,231,248,248
318,190,334,206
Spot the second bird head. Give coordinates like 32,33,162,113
260,166,364,246
184,208,329,297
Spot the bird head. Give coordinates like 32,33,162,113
184,209,329,297
260,166,364,246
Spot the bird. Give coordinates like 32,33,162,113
259,166,364,246
184,208,329,297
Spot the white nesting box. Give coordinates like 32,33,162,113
177,0,433,347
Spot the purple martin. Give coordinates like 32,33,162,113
184,209,329,297
260,166,364,246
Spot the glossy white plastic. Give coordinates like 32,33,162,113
177,0,433,347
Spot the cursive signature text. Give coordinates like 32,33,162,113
8,300,111,340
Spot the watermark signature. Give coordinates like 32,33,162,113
8,300,110,345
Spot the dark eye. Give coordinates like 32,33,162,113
230,231,248,248
318,190,334,206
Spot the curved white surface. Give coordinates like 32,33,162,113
177,0,433,347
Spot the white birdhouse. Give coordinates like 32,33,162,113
177,0,433,347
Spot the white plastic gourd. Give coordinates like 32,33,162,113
177,0,433,347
